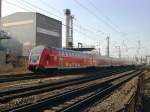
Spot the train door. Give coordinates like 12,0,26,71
59,50,64,69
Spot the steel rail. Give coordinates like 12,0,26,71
0,67,134,83
61,71,141,112
6,70,139,112
0,68,131,103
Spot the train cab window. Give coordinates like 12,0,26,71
30,54,40,64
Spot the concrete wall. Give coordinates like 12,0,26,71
36,13,62,48
2,12,36,56
2,12,62,56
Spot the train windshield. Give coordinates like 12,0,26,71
30,54,40,64
29,46,45,64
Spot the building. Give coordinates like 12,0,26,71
2,12,62,56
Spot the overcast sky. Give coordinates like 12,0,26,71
2,0,150,58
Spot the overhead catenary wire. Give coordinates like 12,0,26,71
4,0,98,42
3,0,145,57
5,0,124,55
86,0,121,32
6,0,106,41
73,0,120,33
21,0,64,20
15,0,36,12
39,0,106,36
4,0,32,12
40,0,63,15
87,0,128,38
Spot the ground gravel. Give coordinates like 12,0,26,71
86,76,138,112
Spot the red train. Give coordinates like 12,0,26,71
28,45,134,72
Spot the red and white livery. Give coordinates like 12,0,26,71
28,45,134,72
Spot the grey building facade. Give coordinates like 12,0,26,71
2,12,62,56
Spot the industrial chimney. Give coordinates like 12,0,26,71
64,9,73,48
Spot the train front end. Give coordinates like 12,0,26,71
28,46,45,72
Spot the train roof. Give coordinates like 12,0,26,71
31,46,132,62
30,45,45,54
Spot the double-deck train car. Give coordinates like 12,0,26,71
28,45,134,72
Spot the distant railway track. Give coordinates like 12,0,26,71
0,67,139,111
0,73,50,83
0,66,134,83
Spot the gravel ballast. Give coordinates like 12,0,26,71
86,76,138,112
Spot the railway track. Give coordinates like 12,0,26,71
1,68,140,112
0,73,50,83
59,71,142,112
0,66,134,83
0,68,131,103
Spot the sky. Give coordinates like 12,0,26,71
2,0,150,58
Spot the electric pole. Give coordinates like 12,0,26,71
106,36,110,57
116,46,121,58
97,41,101,56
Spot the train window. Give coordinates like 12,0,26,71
67,52,69,56
64,51,68,56
65,51,67,56
68,52,70,56
45,55,49,64
63,51,65,56
61,50,63,56
67,51,69,56
59,50,61,55
74,52,76,56
64,51,67,56
31,54,40,64
62,51,65,56
60,50,62,56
